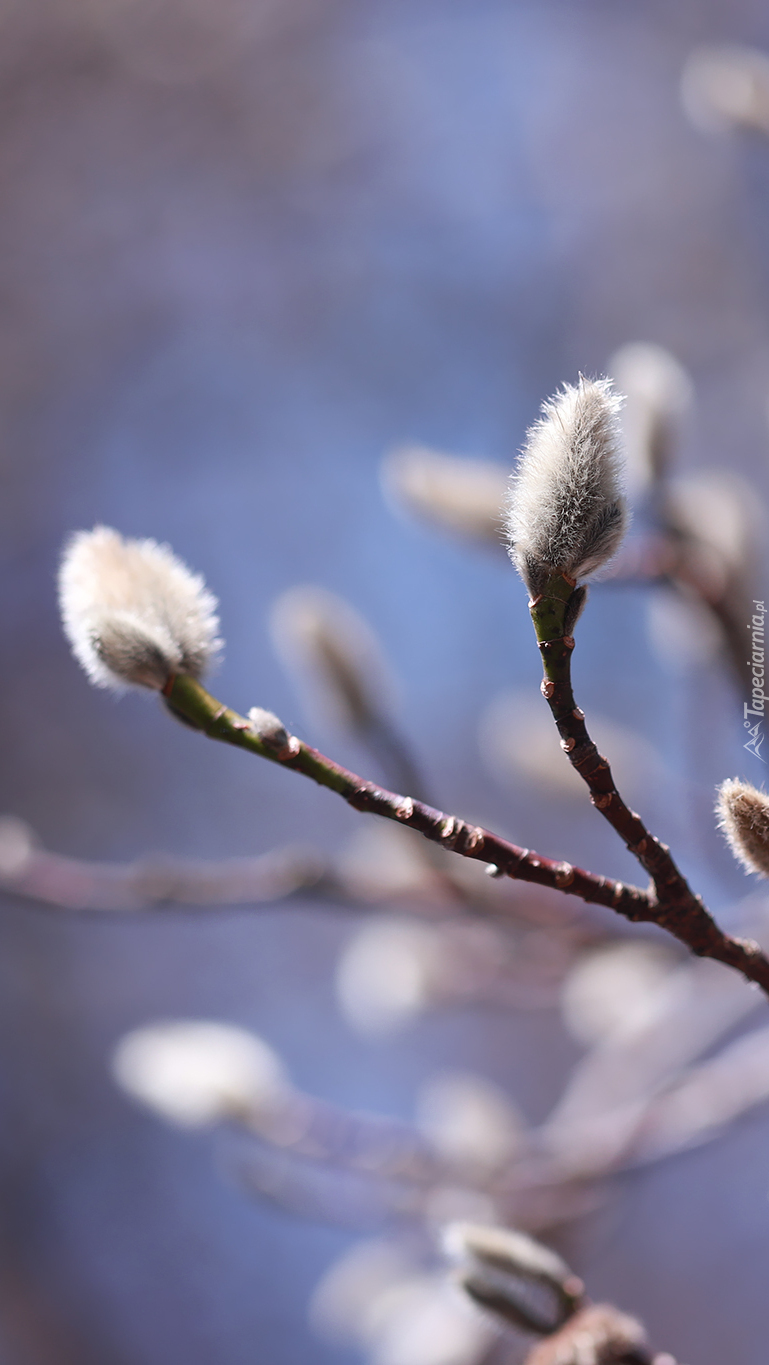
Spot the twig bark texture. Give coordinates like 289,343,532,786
530,570,769,992
163,664,769,999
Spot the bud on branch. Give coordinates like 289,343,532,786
506,377,628,598
716,778,769,878
58,526,221,691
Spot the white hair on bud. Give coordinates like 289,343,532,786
506,377,628,597
716,778,769,878
111,1020,288,1127
59,526,221,691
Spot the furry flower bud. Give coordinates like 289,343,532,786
506,378,627,597
59,526,221,691
716,778,769,877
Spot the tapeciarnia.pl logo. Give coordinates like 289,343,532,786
745,599,766,762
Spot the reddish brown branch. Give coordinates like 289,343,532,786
528,574,769,995
161,674,769,998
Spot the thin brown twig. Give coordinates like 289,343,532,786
161,672,769,997
166,676,652,911
528,571,769,994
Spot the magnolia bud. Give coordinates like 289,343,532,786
716,778,769,877
506,378,628,597
59,526,221,691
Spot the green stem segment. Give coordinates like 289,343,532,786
529,572,769,991
163,670,769,996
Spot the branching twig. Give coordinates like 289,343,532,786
161,671,769,996
528,571,769,992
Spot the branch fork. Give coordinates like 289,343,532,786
529,570,769,991
160,655,769,997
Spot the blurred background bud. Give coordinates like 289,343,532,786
0,815,35,879
111,1020,288,1126
479,691,663,806
443,1222,582,1337
363,1278,494,1365
335,825,440,904
560,942,680,1048
271,584,396,737
310,1238,494,1365
664,471,760,592
416,1072,524,1174
609,343,692,497
381,444,508,549
309,1238,422,1346
657,471,763,688
335,918,452,1036
335,908,577,1024
645,589,723,672
681,44,769,134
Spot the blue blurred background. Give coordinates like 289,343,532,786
2,0,769,1361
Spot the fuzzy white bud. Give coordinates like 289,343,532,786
506,378,627,596
716,778,769,878
111,1020,288,1126
59,526,221,691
